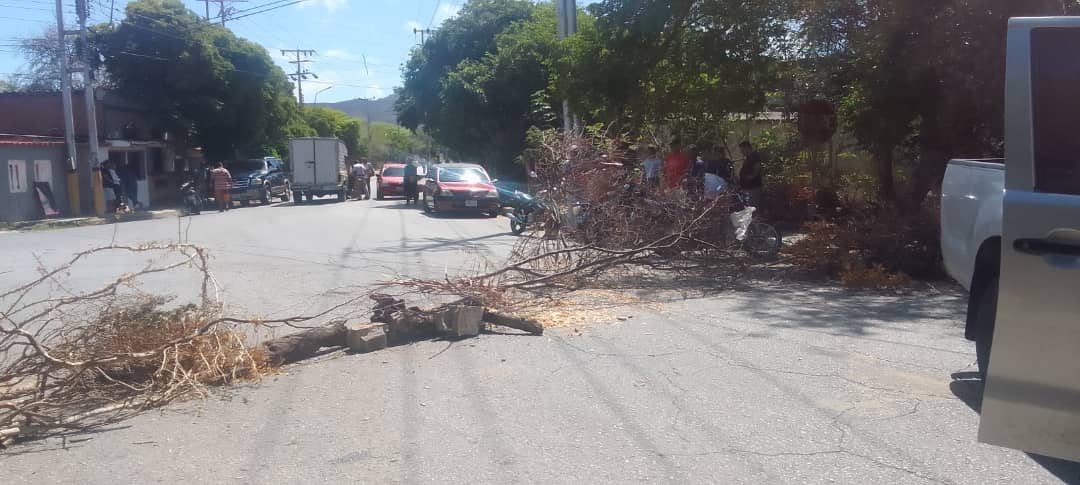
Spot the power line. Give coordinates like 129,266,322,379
228,0,310,21
427,0,441,29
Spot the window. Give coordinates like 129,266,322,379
1031,27,1080,195
225,160,267,172
382,166,404,177
7,160,27,193
438,167,490,183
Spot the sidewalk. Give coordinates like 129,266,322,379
0,209,180,233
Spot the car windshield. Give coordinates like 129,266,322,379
382,166,404,177
439,167,490,183
224,160,265,172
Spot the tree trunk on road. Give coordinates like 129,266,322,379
259,322,347,366
483,310,544,335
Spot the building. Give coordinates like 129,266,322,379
0,91,200,223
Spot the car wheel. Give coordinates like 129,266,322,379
305,192,313,202
377,190,384,200
281,183,291,202
337,189,346,202
240,200,250,207
423,196,433,213
974,276,999,379
261,184,272,205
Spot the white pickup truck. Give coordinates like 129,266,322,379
940,17,1080,462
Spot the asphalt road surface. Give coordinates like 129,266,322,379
2,197,1078,484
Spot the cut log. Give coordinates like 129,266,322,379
259,322,347,366
346,322,388,352
482,310,544,335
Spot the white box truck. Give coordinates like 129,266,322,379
289,137,347,203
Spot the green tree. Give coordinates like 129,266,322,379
396,0,541,172
95,0,303,158
796,0,1080,206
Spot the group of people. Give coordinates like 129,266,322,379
349,159,376,199
640,139,764,204
101,160,141,213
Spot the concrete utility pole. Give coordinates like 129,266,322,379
413,28,433,45
57,0,79,215
204,0,211,20
77,0,104,216
281,49,318,106
555,0,577,133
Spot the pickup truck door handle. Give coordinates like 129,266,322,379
1014,238,1080,257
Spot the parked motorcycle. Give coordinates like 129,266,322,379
507,190,545,236
180,180,203,215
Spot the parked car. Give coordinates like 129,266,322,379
225,158,290,205
940,17,1080,463
376,163,406,200
422,163,500,216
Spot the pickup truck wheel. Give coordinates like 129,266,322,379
280,183,291,202
974,277,999,379
261,183,272,205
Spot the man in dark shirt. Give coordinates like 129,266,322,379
738,141,765,205
403,161,419,205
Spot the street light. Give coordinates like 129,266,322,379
313,86,333,105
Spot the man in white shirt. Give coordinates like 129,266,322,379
350,161,369,199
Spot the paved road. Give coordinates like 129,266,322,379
2,198,1078,484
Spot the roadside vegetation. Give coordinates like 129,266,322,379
397,0,1076,287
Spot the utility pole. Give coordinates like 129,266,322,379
556,0,577,133
413,28,433,45
57,0,80,215
281,49,317,106
77,0,104,216
204,0,211,20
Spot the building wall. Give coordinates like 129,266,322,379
1,145,68,223
0,92,154,141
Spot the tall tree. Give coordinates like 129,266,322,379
797,0,1080,205
396,0,539,170
95,0,304,158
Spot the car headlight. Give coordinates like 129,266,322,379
250,178,262,185
485,190,498,198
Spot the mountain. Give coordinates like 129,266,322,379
313,93,399,125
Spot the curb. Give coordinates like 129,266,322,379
3,210,180,233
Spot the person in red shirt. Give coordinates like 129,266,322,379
209,162,233,212
663,139,690,189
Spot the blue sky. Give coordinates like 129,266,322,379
0,0,467,103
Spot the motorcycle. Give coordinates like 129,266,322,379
507,190,546,236
180,180,203,215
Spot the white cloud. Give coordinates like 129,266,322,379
299,0,347,11
430,4,461,27
365,84,385,98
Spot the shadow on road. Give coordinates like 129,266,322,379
949,372,1080,484
269,198,346,208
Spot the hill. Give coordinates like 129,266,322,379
313,93,399,125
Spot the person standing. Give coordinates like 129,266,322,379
209,161,233,212
403,161,419,205
738,141,765,205
663,139,690,190
641,145,662,190
102,161,124,213
119,160,140,210
350,160,368,199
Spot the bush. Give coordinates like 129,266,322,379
787,202,943,288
